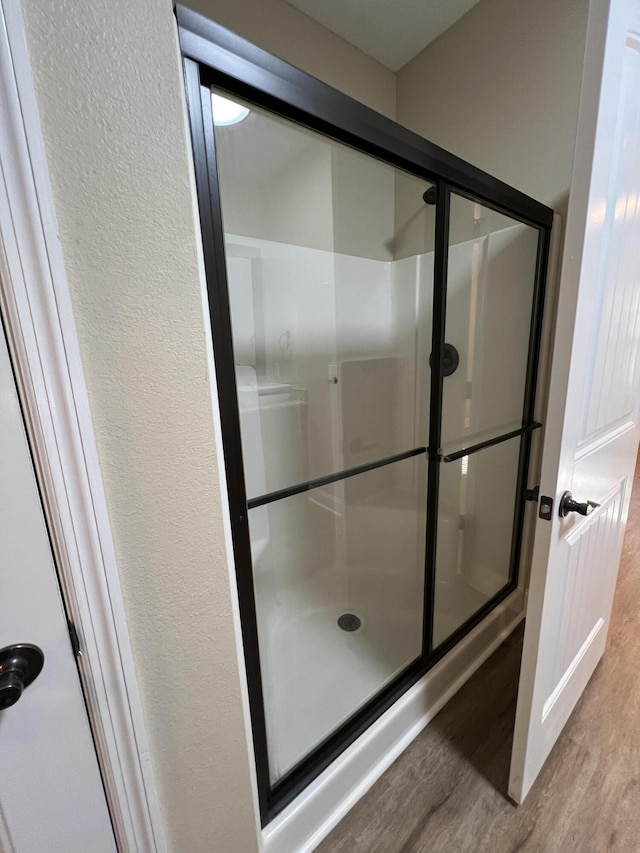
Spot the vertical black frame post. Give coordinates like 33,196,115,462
178,3,554,827
507,223,552,585
182,57,271,818
424,182,451,656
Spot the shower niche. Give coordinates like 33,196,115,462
179,6,552,826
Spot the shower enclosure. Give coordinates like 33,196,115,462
179,6,552,825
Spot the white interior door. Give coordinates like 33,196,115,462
510,0,640,801
0,325,116,852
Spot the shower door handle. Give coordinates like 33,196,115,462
558,491,600,518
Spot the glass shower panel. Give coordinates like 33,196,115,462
212,90,435,500
250,455,427,783
432,436,522,648
211,89,434,787
184,20,553,815
440,194,540,457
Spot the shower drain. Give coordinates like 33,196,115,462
338,613,361,632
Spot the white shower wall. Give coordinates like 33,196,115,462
230,234,429,781
228,234,427,481
230,224,533,588
227,218,535,780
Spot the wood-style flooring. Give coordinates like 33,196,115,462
318,462,640,853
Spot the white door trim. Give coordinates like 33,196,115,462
0,4,166,851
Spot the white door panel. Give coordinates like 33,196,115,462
0,326,116,852
510,0,640,801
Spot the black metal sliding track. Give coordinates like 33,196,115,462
178,4,553,827
177,6,552,232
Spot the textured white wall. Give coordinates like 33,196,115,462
397,0,590,216
19,1,261,851
18,1,396,851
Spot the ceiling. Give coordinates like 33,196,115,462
285,0,482,71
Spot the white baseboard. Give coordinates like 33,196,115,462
263,590,524,853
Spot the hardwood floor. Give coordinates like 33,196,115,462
317,462,640,853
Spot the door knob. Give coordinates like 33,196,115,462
559,490,601,518
0,644,45,710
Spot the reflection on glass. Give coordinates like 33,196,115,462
432,437,521,648
249,457,427,783
440,194,539,455
212,89,435,499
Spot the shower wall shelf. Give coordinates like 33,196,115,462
178,4,553,827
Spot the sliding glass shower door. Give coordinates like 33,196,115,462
180,9,552,823
431,193,542,648
212,91,435,785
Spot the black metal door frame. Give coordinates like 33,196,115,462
178,4,553,825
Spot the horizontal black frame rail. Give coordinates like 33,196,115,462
178,3,554,827
247,447,427,509
439,422,542,463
